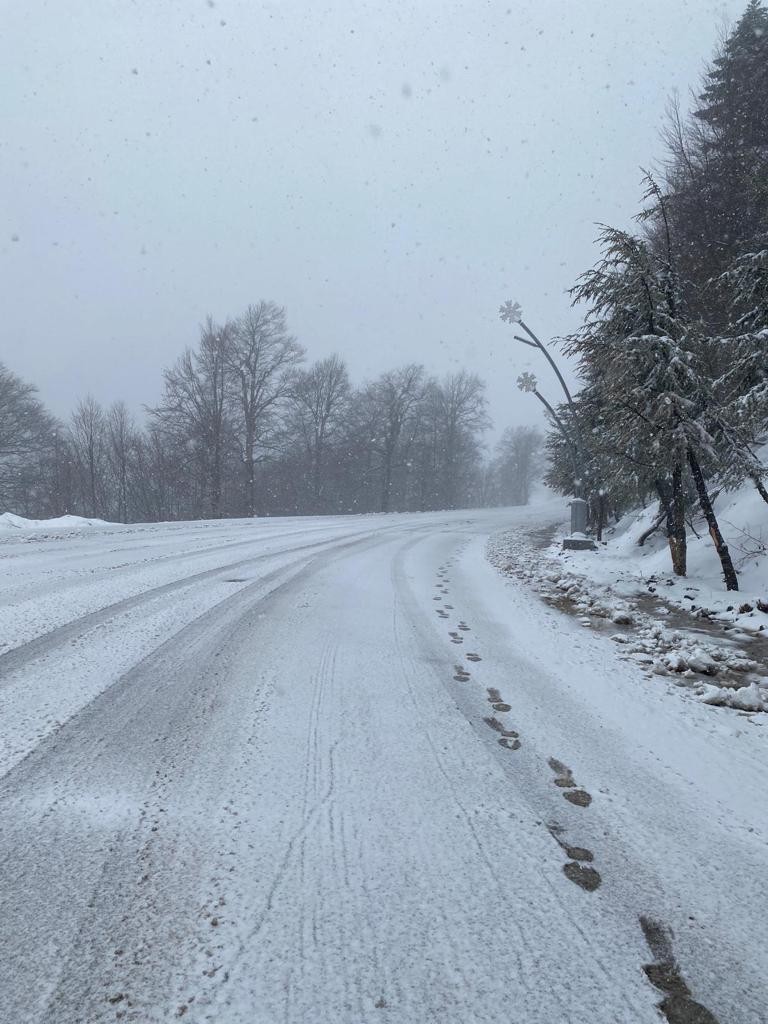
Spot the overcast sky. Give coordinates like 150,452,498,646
1,0,745,437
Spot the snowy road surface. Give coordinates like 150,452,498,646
1,506,766,1023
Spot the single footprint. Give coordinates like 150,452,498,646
498,735,521,750
466,652,481,662
548,757,576,788
563,862,602,891
640,917,720,1024
548,758,593,807
548,822,595,864
563,843,593,861
483,716,518,738
564,789,592,807
487,691,511,713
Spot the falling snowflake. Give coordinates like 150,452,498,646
516,372,537,393
499,300,523,324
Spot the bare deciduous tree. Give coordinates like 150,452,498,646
365,364,425,513
106,401,137,523
70,396,107,518
493,426,543,506
228,302,304,516
290,355,350,512
152,318,233,518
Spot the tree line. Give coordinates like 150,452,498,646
544,0,768,590
0,305,543,522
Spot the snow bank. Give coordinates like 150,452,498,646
0,512,111,531
560,478,768,633
488,480,768,713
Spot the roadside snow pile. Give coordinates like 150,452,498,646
559,481,768,634
700,681,768,711
487,526,768,714
0,512,111,531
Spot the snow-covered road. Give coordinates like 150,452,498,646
1,507,765,1023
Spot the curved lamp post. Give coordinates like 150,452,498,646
502,302,593,548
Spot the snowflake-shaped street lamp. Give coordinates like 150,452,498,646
499,300,524,325
499,299,575,409
502,298,585,503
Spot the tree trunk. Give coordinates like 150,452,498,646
89,449,98,519
670,464,687,577
312,433,324,512
655,469,687,576
686,446,739,591
752,474,768,506
380,463,392,513
245,445,256,518
380,445,394,513
637,507,666,547
596,492,606,543
211,438,222,519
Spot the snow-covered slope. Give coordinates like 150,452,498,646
562,478,768,629
0,512,111,531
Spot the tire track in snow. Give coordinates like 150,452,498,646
295,641,337,1008
5,527,419,1024
0,525,399,682
195,527,448,1021
388,538,547,1012
0,520,342,609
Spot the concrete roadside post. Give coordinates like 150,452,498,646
562,498,596,551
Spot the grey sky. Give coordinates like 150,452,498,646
2,0,744,438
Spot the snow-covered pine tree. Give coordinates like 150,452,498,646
714,242,768,502
655,1,768,329
563,222,689,575
696,0,768,222
565,205,741,589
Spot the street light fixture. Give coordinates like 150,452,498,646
502,302,594,549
